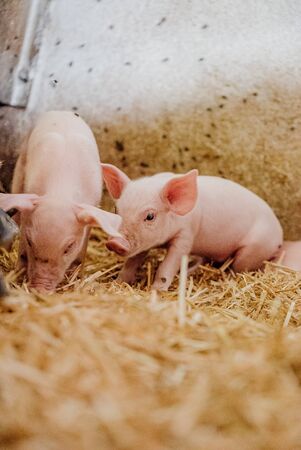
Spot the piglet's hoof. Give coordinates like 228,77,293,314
151,278,169,292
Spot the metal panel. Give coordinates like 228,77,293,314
0,0,47,107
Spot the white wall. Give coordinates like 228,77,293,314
2,0,301,237
28,0,301,120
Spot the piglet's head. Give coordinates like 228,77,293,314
102,164,198,257
0,194,122,293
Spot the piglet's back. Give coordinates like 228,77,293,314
24,111,102,205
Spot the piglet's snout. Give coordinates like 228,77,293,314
29,274,58,293
29,283,55,294
29,281,56,294
106,237,130,256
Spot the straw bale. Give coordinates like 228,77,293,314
0,229,301,450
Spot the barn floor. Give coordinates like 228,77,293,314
0,230,301,450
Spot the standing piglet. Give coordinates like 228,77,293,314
0,111,121,292
102,165,283,291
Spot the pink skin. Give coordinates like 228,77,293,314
0,111,121,293
102,164,283,291
274,241,301,271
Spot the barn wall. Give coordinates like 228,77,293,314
1,0,301,237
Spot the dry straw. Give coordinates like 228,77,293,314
178,254,188,327
0,229,301,450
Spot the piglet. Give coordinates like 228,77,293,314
102,165,283,290
274,241,301,272
0,208,19,296
0,111,121,293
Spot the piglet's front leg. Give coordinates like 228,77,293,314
152,237,192,291
118,251,148,285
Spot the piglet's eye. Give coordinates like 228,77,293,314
64,241,75,254
144,212,155,221
27,237,32,248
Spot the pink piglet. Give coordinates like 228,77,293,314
274,241,301,272
0,111,121,292
102,165,283,291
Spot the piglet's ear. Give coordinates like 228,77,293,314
160,169,198,215
0,193,39,213
75,204,122,237
101,163,130,199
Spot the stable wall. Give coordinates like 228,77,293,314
1,0,301,237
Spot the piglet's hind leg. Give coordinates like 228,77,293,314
187,255,205,275
232,241,281,272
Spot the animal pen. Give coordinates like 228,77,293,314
1,1,301,449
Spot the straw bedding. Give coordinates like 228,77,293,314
0,229,301,450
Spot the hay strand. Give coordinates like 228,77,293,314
178,254,188,327
283,299,296,328
0,232,301,449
